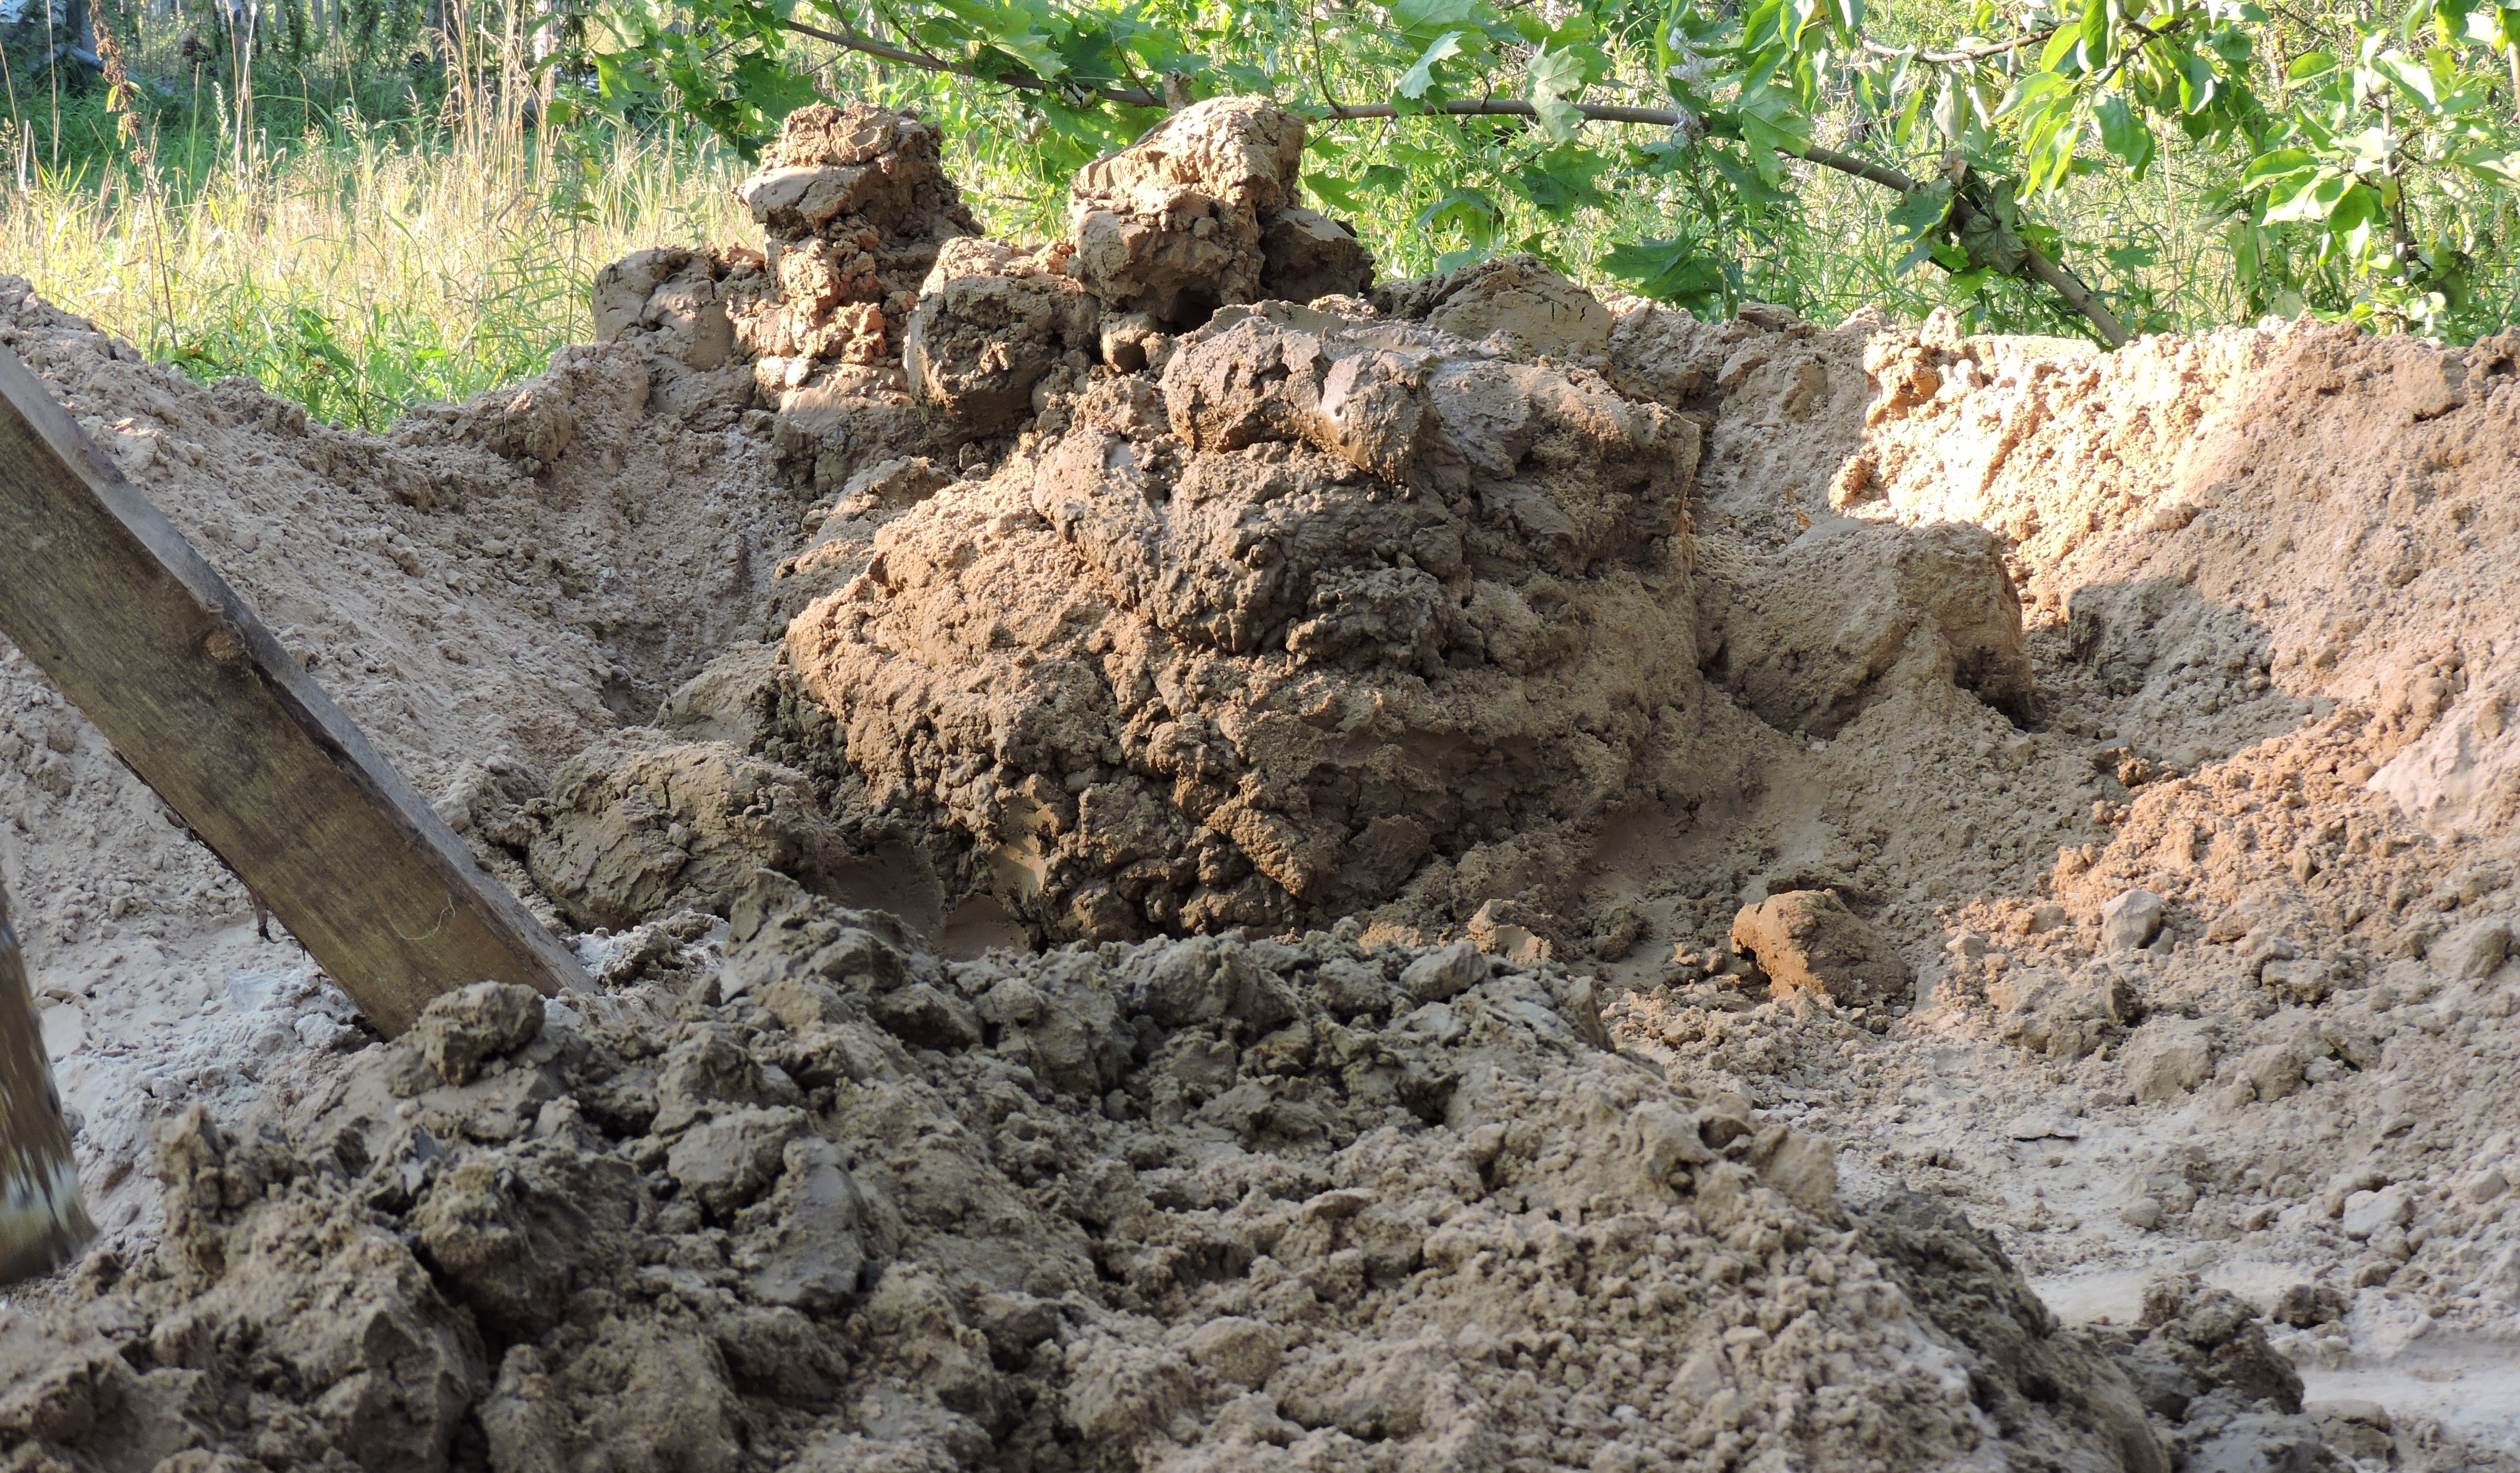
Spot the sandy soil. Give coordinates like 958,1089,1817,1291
0,99,2513,1473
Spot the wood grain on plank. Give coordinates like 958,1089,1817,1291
0,344,587,1034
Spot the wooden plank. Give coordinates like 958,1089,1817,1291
0,877,91,1284
0,343,587,1035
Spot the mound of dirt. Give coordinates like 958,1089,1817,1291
2,872,2209,1472
785,296,1706,942
9,90,2520,1473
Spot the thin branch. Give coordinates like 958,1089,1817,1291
781,15,1163,103
771,18,2130,346
1309,3,1348,117
2093,14,2190,87
1862,26,2058,65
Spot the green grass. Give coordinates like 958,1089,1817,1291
3,80,746,429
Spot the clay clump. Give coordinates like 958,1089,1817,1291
1070,97,1371,330
728,102,979,379
903,238,1101,432
787,294,1704,941
1730,888,1912,1006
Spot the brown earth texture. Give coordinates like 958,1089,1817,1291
0,98,2515,1473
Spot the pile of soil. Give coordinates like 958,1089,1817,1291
0,878,2203,1472
0,94,2516,1473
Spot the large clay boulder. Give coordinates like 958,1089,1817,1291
1070,98,1369,328
786,299,1702,940
1700,519,2035,737
903,238,1101,431
1731,889,1912,1006
724,102,981,374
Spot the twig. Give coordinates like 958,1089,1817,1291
771,19,2131,345
1309,3,1348,117
1862,26,2058,65
2093,15,2189,88
782,15,1163,103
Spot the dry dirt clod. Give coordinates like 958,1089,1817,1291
1729,889,1912,1007
1068,97,1309,327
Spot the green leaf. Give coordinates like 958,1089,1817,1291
1389,0,1488,42
1999,71,2070,118
2286,51,2337,79
2174,50,2220,113
2264,167,2350,222
1514,146,1613,217
1600,236,1729,315
2040,25,2082,71
1420,188,1501,240
2239,148,2318,188
1654,0,1690,97
2093,94,2138,159
1398,30,1467,98
1529,45,1592,142
1955,201,2031,274
2079,0,2114,67
1931,74,1964,141
1888,178,1956,242
2372,49,2440,107
1303,171,1365,212
1895,80,1929,145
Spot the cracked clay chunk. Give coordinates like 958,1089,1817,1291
724,102,980,371
408,981,546,1085
1069,97,1307,327
1731,888,1913,1007
1258,206,1374,304
904,238,1100,432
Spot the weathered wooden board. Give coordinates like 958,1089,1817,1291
0,343,587,1035
0,877,90,1284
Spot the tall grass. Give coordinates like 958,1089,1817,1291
2,104,747,429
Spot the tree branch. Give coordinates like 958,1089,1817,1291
1862,26,2059,65
773,18,2131,346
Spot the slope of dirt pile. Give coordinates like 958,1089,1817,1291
5,875,2206,1473
0,272,836,1255
1581,302,2520,1469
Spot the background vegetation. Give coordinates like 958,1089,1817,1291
10,0,2520,428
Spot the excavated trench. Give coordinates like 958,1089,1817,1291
1,98,2516,1472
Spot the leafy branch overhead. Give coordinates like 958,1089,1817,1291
584,0,2520,341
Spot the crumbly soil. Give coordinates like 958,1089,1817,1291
1,101,2516,1473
